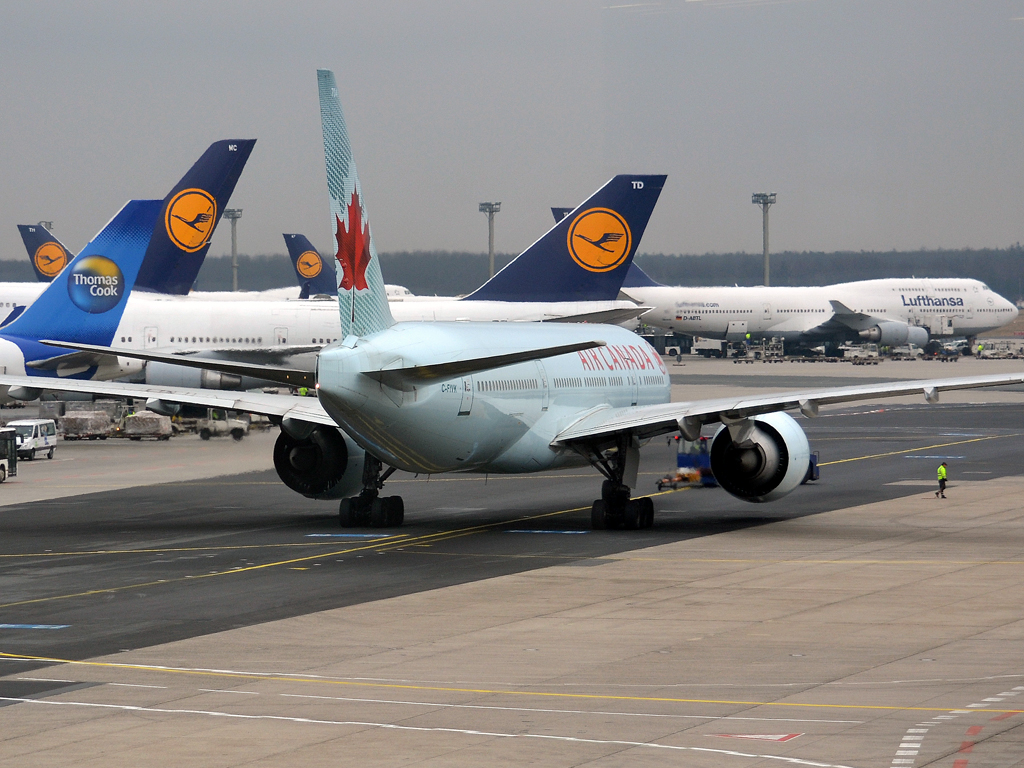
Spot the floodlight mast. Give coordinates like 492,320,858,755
751,193,776,287
479,202,501,279
224,208,243,291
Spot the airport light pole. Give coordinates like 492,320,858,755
224,208,243,292
479,202,501,279
751,193,776,287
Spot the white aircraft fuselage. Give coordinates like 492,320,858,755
627,278,1018,342
316,322,670,475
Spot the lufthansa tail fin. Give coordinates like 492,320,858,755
134,139,256,295
283,234,337,299
467,174,666,302
318,69,394,338
549,207,663,289
18,224,73,283
4,200,163,345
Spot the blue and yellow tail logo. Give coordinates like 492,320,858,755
296,250,323,278
67,255,124,314
33,243,68,278
566,207,632,272
165,188,217,252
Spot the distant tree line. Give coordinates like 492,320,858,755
2,246,1019,300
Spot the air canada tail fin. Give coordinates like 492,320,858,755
17,224,73,283
4,200,163,344
133,139,256,295
467,174,666,303
283,234,337,299
318,69,394,338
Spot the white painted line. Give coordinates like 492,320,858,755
966,703,989,708
0,696,861,768
982,697,1004,702
198,689,259,695
906,729,928,733
108,683,167,689
277,692,863,724
16,677,76,683
895,750,919,756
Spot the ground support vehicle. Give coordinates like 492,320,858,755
198,409,249,441
657,436,717,490
7,419,57,458
60,412,111,441
0,428,18,482
122,411,172,441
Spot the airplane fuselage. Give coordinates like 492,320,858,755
626,278,1018,342
316,322,670,475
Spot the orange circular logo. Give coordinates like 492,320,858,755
33,242,68,278
165,188,217,252
566,207,632,272
296,250,323,278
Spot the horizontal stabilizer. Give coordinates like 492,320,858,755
363,340,606,391
40,341,313,388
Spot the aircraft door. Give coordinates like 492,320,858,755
762,303,772,320
629,372,638,406
458,377,474,416
535,361,549,411
275,327,289,345
144,327,158,349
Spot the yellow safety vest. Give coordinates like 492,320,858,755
937,465,947,481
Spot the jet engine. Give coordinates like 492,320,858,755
858,321,929,347
145,361,267,391
273,425,364,500
709,412,810,502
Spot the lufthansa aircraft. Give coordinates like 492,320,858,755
11,69,1024,531
547,211,1019,349
621,267,1017,349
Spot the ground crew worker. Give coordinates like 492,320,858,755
936,461,947,498
298,386,309,397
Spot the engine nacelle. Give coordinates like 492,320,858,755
859,321,929,347
710,412,810,502
273,425,364,500
145,361,265,391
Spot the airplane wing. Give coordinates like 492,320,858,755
41,341,314,388
552,371,1024,446
0,374,334,426
826,299,877,331
541,305,651,325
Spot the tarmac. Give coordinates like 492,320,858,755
2,358,1024,766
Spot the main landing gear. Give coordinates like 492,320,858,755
583,434,655,531
339,454,404,528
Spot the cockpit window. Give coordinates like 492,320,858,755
982,284,990,290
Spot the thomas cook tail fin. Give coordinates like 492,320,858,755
134,139,256,295
4,200,163,345
318,69,394,338
18,224,73,283
283,233,336,299
467,174,666,302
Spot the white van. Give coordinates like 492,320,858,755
7,419,57,460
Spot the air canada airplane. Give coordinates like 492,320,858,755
12,70,1024,531
620,266,1017,349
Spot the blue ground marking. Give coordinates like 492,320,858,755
0,624,69,630
305,533,393,539
505,530,589,534
904,455,967,460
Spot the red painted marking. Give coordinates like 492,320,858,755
334,191,371,291
958,741,975,753
990,710,1020,721
966,725,983,736
710,733,802,742
952,760,969,768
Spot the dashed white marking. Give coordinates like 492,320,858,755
0,696,860,767
108,683,167,689
198,689,259,695
16,677,75,683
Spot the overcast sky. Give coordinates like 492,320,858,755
2,1,1023,264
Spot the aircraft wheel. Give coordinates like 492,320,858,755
369,498,388,528
623,500,641,530
339,498,360,527
639,497,655,529
383,496,404,527
591,500,609,530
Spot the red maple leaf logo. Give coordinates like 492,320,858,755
334,191,371,291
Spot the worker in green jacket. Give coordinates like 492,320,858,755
935,462,947,499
